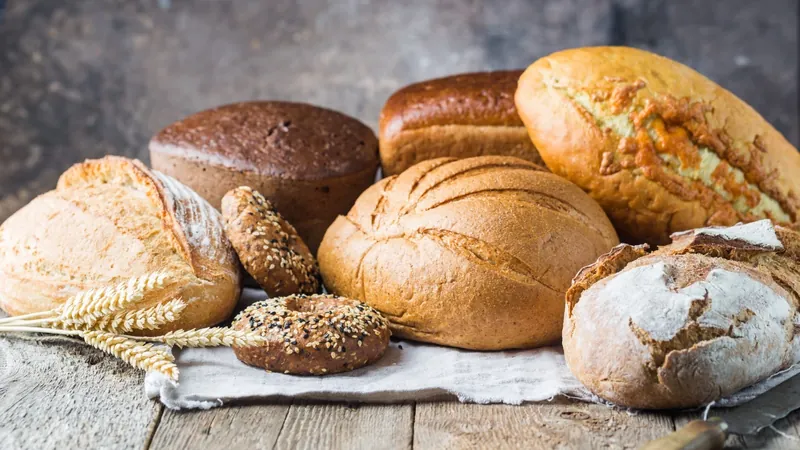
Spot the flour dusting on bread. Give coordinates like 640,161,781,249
671,219,783,251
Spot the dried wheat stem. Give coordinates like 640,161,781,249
0,311,56,325
94,299,186,333
0,325,82,336
83,331,179,381
60,271,171,322
128,327,268,348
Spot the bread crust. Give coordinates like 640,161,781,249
563,220,800,409
318,156,618,350
515,46,800,244
149,101,379,252
379,71,542,175
222,186,320,296
0,156,241,332
232,295,390,375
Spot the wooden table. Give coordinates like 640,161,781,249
3,321,800,450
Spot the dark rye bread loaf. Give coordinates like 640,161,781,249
318,156,618,350
564,220,800,409
149,101,379,252
515,47,800,244
379,71,543,176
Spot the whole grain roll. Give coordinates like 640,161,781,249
149,101,379,252
515,46,800,244
318,156,618,350
379,71,543,176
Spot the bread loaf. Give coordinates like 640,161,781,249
150,101,379,252
318,156,618,350
379,71,543,176
564,220,800,409
0,156,241,331
515,46,800,244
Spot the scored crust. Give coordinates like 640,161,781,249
232,294,391,375
0,156,241,331
221,186,320,296
515,46,800,244
563,220,800,409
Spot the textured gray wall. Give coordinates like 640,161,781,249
0,0,797,221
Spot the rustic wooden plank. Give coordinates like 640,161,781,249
414,400,674,450
273,401,414,450
148,402,292,450
0,330,159,450
674,409,800,449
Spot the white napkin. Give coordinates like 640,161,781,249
144,289,800,410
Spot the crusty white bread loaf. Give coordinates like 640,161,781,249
318,156,619,350
515,47,800,245
0,156,241,332
564,220,800,409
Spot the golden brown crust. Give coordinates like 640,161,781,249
515,46,800,244
379,71,542,175
563,221,800,409
222,186,320,296
0,156,241,331
232,295,391,375
319,155,618,350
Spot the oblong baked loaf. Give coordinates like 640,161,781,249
0,156,241,331
318,156,619,350
564,220,800,409
515,46,800,244
150,101,379,252
380,71,543,176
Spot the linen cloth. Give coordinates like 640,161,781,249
144,288,800,410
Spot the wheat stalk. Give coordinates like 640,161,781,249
60,272,171,323
83,331,179,381
94,299,186,333
131,327,269,348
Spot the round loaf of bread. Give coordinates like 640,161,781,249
564,221,800,409
515,46,800,244
149,101,379,252
0,156,241,332
318,156,619,350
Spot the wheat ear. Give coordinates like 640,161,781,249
94,299,187,333
60,272,171,323
83,331,179,381
133,328,269,348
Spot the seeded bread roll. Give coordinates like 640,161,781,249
564,220,800,409
379,71,543,176
318,156,618,350
0,156,241,331
150,101,379,252
515,46,800,244
222,186,320,296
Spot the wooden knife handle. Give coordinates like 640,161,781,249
640,418,728,450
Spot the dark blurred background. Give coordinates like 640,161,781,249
0,0,797,222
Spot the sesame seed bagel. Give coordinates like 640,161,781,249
222,186,321,296
232,295,391,375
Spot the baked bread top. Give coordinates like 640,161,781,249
0,156,241,331
380,70,524,139
515,46,800,244
150,101,378,181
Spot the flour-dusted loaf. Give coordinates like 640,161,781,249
564,220,800,409
318,156,619,350
149,101,379,252
379,71,543,176
0,156,241,331
515,47,800,244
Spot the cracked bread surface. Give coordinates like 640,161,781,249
515,46,800,245
563,220,800,409
318,155,618,350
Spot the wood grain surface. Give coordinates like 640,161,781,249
1,1,799,449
